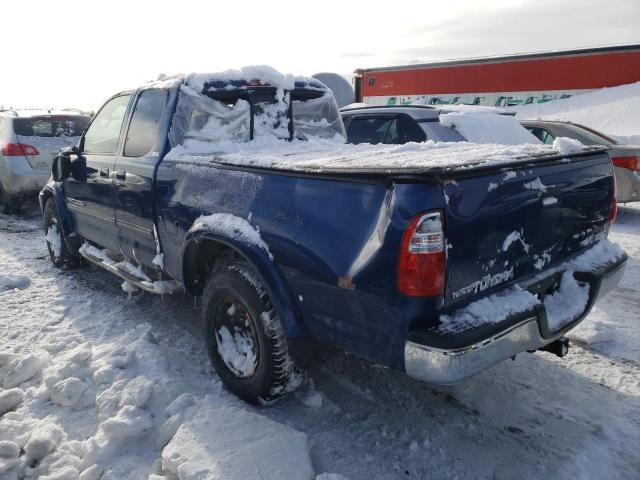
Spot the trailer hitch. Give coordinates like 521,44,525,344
539,336,570,358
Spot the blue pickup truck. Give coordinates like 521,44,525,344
40,69,627,404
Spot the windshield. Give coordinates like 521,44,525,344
14,115,89,137
169,85,345,153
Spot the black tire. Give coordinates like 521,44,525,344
202,263,303,404
0,183,21,215
43,198,79,268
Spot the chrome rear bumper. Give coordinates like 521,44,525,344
404,254,627,384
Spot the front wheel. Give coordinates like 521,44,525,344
202,263,303,404
43,198,79,268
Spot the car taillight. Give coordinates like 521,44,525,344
397,210,446,297
1,142,40,156
611,156,640,172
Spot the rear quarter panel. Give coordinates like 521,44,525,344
155,159,446,369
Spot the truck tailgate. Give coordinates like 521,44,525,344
442,150,614,309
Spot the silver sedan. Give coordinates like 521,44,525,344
521,120,640,203
0,110,90,213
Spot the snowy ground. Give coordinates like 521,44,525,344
0,202,639,480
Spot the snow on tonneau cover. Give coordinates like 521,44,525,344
163,67,616,328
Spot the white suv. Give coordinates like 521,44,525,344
0,109,90,213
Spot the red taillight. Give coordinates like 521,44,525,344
397,210,446,297
611,156,640,172
1,142,40,156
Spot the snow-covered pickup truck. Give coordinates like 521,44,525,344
40,67,627,404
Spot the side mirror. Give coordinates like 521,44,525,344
51,153,71,182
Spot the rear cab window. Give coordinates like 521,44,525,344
13,116,89,138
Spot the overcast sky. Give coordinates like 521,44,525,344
1,0,638,111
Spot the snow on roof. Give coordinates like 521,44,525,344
439,111,540,145
185,65,326,93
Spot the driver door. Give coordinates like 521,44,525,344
64,94,131,251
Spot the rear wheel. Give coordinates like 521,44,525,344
0,183,21,215
43,198,79,268
202,263,303,404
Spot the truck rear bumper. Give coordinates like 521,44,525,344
404,253,627,384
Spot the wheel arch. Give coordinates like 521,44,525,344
39,184,80,254
182,228,305,339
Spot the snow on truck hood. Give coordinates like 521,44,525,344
166,136,592,173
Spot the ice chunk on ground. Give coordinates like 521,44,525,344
316,474,350,480
0,440,19,459
0,388,24,415
118,376,153,408
100,405,153,440
0,274,31,292
25,424,65,461
1,352,48,388
79,464,103,480
295,379,324,409
39,465,80,479
0,457,21,474
50,377,88,407
162,402,314,480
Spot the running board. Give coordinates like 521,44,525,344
79,245,181,295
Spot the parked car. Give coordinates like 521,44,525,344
340,105,466,144
521,120,640,203
339,104,531,145
41,70,626,404
0,110,90,213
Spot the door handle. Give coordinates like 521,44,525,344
99,168,109,178
115,170,126,180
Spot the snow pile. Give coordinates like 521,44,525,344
552,136,586,154
193,213,273,259
543,272,590,332
0,274,31,293
439,285,540,334
514,81,640,143
439,239,625,334
161,400,315,480
439,111,541,145
45,225,61,258
186,66,299,92
0,323,317,479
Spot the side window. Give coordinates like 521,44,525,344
124,89,168,157
398,116,427,144
527,127,555,144
83,95,131,154
418,121,465,142
346,117,398,144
